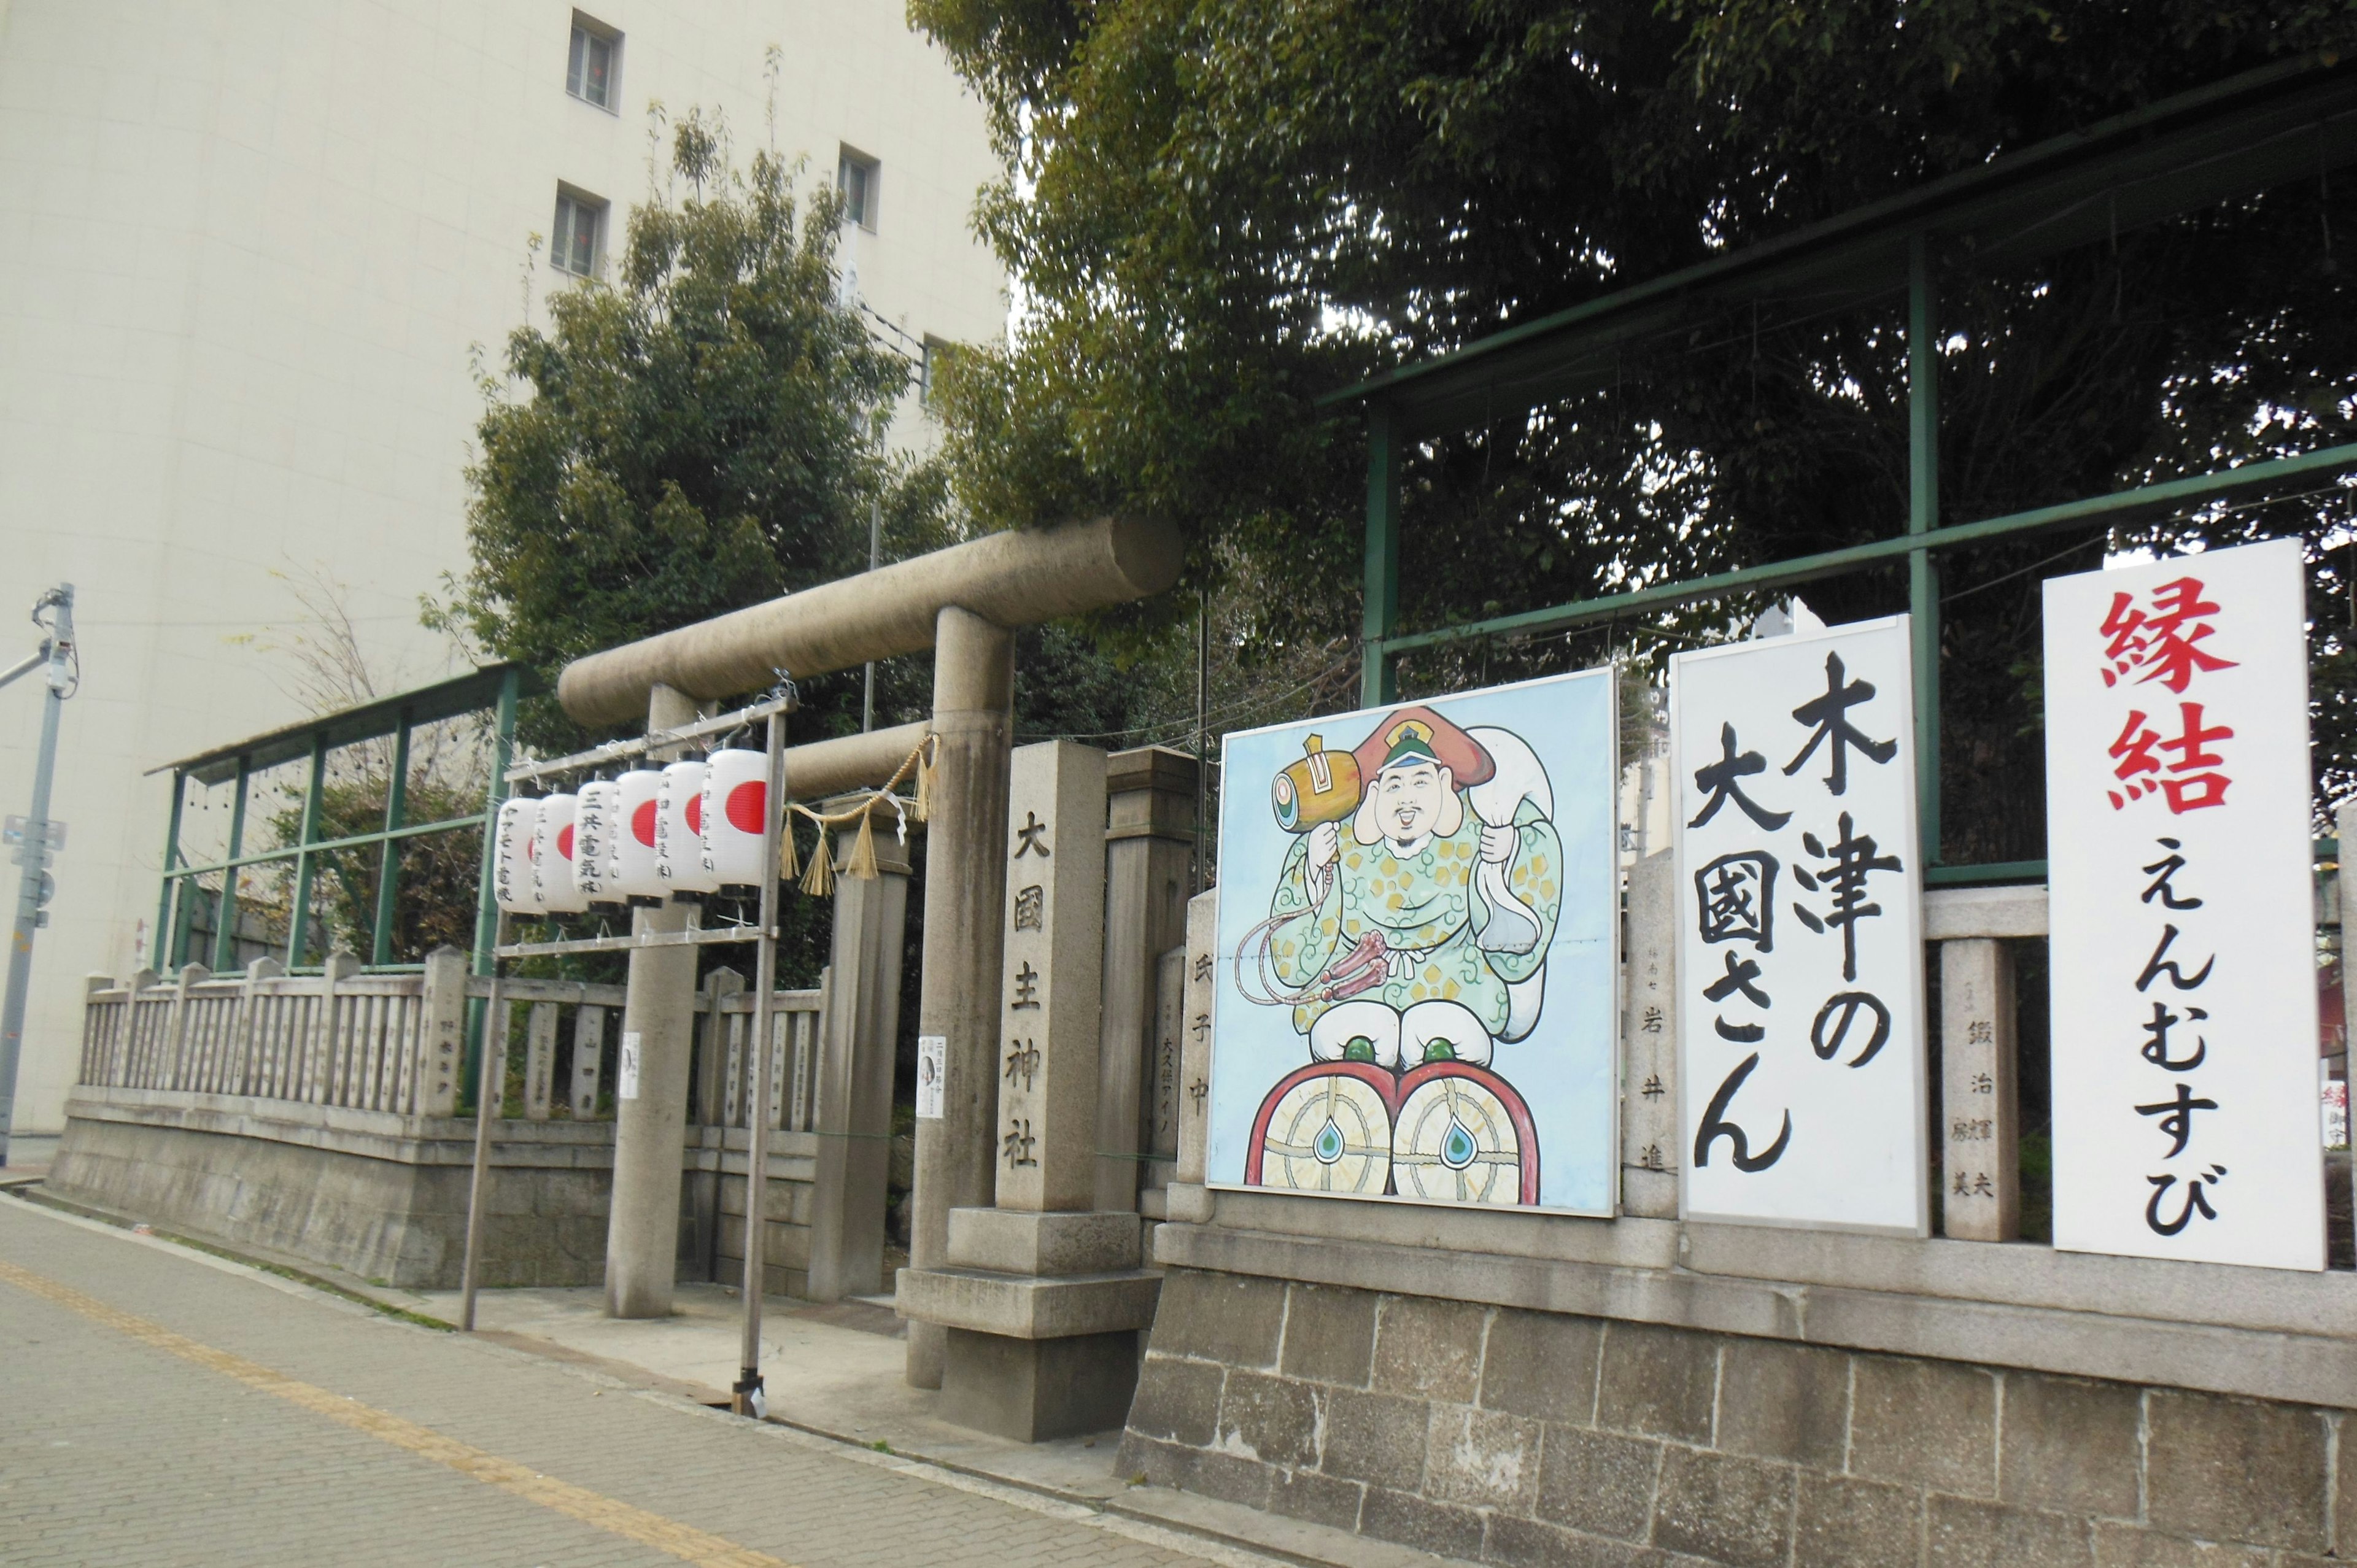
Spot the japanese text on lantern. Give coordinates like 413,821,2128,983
1673,617,1927,1235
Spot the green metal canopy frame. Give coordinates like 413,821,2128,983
1325,53,2357,886
148,663,534,976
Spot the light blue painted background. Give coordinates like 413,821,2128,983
1206,668,1620,1215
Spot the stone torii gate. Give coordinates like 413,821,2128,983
554,516,1181,1404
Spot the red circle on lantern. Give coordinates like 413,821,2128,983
557,824,575,861
685,793,703,836
631,800,658,846
726,780,766,835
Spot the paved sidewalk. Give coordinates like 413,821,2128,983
0,1200,1274,1568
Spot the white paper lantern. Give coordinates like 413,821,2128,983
613,769,666,900
700,748,770,890
657,759,718,895
533,794,589,914
574,780,620,903
493,797,541,914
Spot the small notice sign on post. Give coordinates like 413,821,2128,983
2044,538,2323,1271
617,1032,643,1101
1671,615,1929,1235
916,1035,946,1120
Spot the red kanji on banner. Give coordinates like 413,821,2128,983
2105,703,2232,813
2099,577,2238,693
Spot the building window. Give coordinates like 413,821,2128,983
552,189,606,278
920,336,948,406
567,15,619,110
838,147,880,233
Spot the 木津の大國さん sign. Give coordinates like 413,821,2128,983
1207,668,1619,1215
1671,616,1929,1236
2044,538,2324,1271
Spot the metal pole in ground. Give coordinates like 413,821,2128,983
733,700,788,1416
1,584,75,1167
459,918,508,1332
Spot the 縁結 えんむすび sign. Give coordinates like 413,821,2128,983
2045,538,2323,1271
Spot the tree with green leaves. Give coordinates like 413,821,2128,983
444,110,927,751
913,1,2357,852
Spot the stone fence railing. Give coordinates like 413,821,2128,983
76,948,824,1129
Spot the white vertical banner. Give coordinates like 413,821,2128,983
1672,615,1929,1235
2044,538,2323,1270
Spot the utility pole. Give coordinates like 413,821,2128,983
861,494,881,732
0,584,76,1167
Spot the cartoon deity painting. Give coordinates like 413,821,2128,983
1209,670,1619,1216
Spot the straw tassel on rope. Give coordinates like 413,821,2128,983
911,736,934,824
797,831,835,897
845,808,880,881
777,816,800,882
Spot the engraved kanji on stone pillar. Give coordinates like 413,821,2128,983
1620,849,1678,1218
1941,937,2019,1241
994,741,1108,1212
1177,889,1218,1189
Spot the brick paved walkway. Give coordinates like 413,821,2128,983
0,1199,1262,1568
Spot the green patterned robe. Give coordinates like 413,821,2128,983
1266,798,1565,1040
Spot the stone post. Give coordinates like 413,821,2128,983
1144,946,1186,1214
419,946,465,1116
1165,889,1219,1224
522,1003,558,1121
805,801,911,1302
905,606,1015,1388
1940,938,2020,1241
309,954,356,1103
605,682,703,1319
570,1005,605,1118
169,962,207,1092
902,741,1162,1440
700,968,745,1125
994,741,1109,1212
235,957,281,1097
1620,849,1678,1218
1094,746,1199,1213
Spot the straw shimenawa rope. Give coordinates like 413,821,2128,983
781,732,935,897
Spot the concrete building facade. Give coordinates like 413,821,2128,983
0,0,1005,1137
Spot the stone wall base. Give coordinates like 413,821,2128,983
942,1327,1142,1442
47,1089,812,1292
1117,1265,2357,1567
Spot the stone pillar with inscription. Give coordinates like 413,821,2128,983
1095,746,1200,1214
1940,937,2020,1241
1620,849,1679,1218
899,741,1161,1441
1163,889,1219,1226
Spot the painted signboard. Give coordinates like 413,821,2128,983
1671,616,1929,1235
1206,669,1620,1215
2044,538,2323,1270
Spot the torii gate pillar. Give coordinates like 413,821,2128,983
904,606,1015,1387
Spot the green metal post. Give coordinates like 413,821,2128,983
209,757,250,972
284,734,329,969
1908,233,1943,867
371,714,411,967
1361,403,1402,708
153,773,185,970
463,669,520,1111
